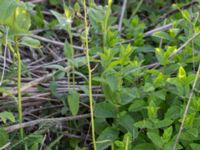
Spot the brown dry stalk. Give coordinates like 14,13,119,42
5,113,90,133
3,66,71,97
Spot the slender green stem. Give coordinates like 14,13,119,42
9,38,24,140
63,1,75,89
67,71,71,89
111,144,115,150
68,28,75,87
66,27,75,90
125,135,129,150
15,37,23,140
83,1,96,149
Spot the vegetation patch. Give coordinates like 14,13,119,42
0,0,200,149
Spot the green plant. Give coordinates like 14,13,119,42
0,0,32,141
83,0,97,149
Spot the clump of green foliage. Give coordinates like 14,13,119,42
0,0,200,150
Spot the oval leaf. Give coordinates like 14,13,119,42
67,90,80,116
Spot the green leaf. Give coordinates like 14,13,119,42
88,6,105,32
64,40,73,59
75,146,87,150
133,143,155,150
102,83,121,104
30,143,39,150
155,48,164,64
169,28,179,37
147,101,158,119
163,140,183,150
153,31,172,41
64,40,73,62
51,10,71,28
115,140,124,148
74,2,81,13
32,6,44,28
95,118,109,134
147,132,163,148
0,1,31,33
103,70,122,92
74,56,87,68
153,90,166,100
13,6,31,33
117,113,136,133
119,44,134,65
162,126,173,143
143,82,155,92
165,105,181,119
187,128,198,138
44,64,66,72
190,143,200,150
180,128,199,141
128,99,147,112
26,134,43,144
49,81,58,97
64,5,73,19
0,111,15,123
184,113,196,128
49,0,60,6
96,127,119,150
181,10,191,22
21,37,40,48
120,88,140,105
134,119,154,129
178,66,186,79
0,0,17,23
167,78,184,96
154,119,173,128
95,102,117,118
67,90,80,116
0,128,9,147
153,72,166,87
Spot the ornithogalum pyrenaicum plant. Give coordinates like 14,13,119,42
0,0,32,145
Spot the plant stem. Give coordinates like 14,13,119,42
8,38,24,140
68,28,75,87
8,42,23,139
118,0,127,34
15,37,24,140
83,1,97,150
125,135,129,150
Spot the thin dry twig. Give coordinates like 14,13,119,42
31,35,85,51
39,134,46,150
118,0,127,34
29,0,46,3
0,142,11,150
5,114,90,132
170,31,200,57
3,66,71,97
